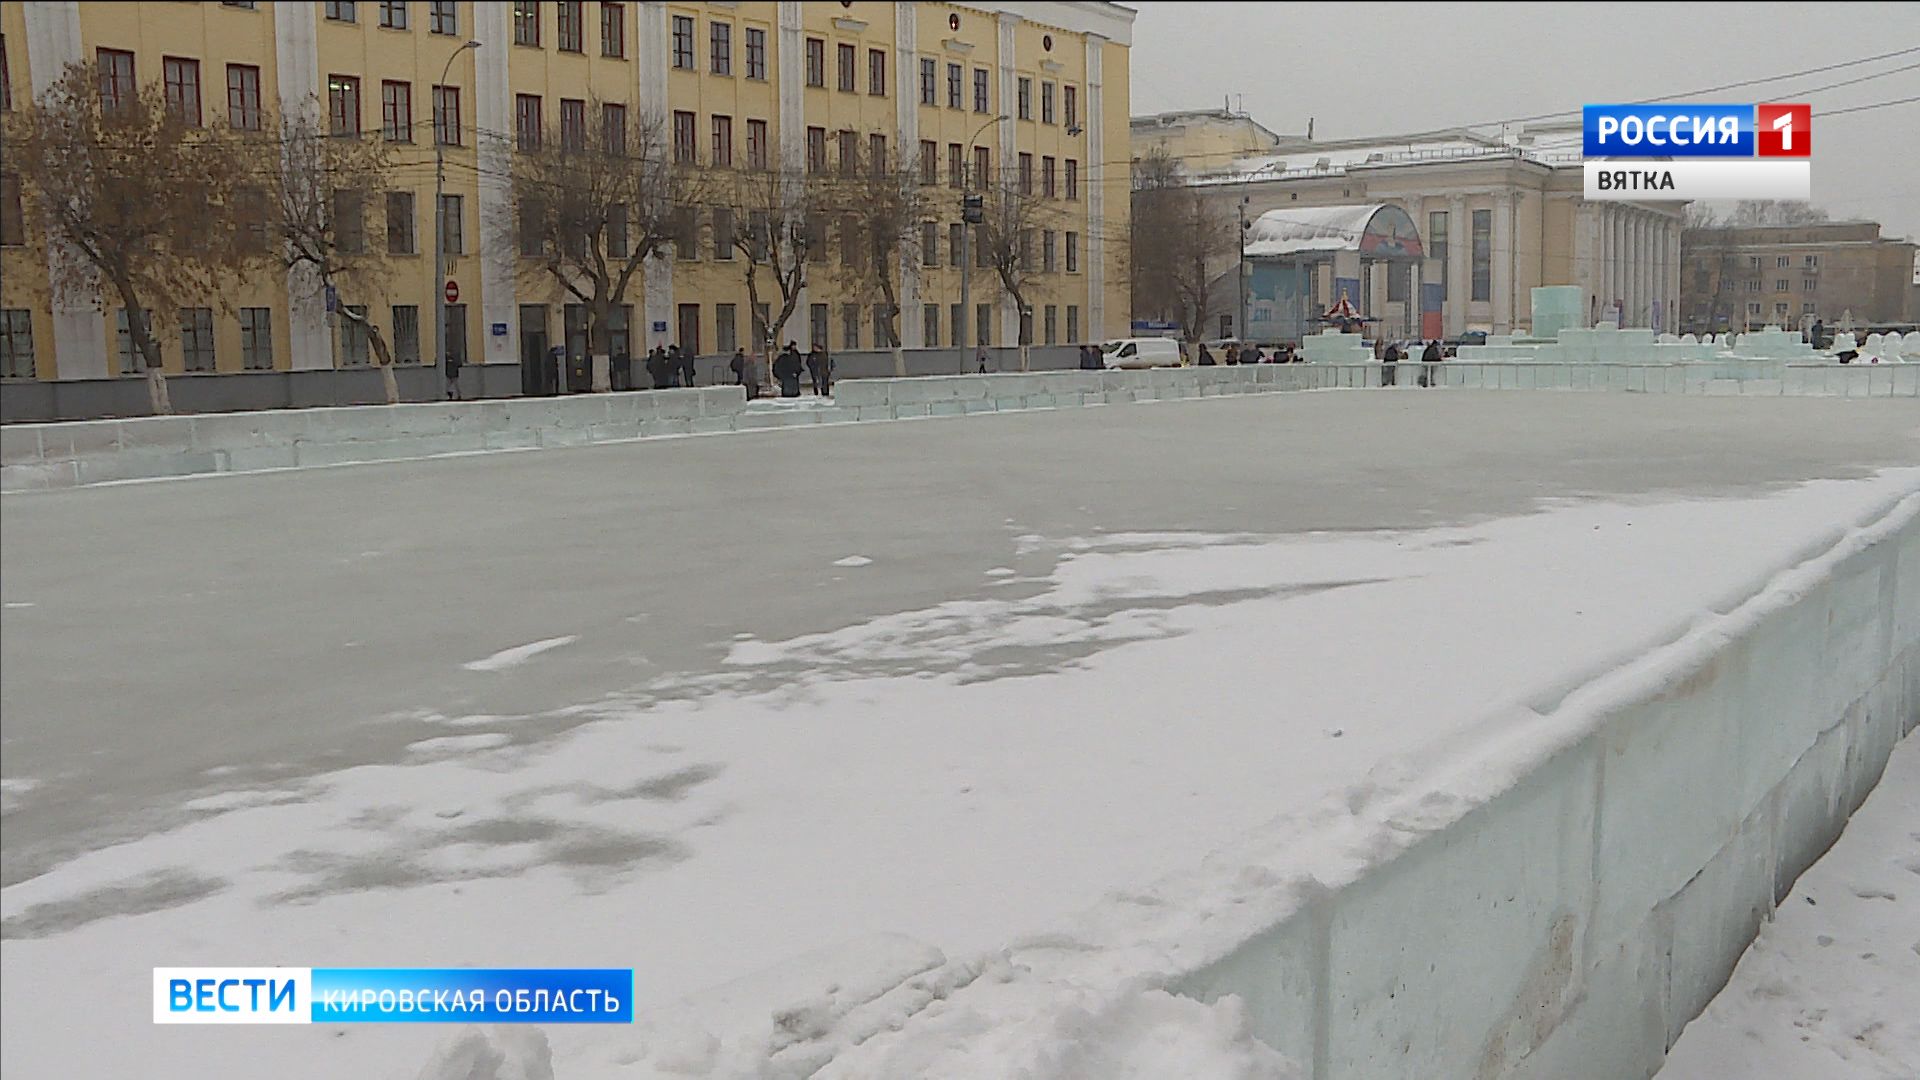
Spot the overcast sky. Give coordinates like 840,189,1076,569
1126,2,1920,240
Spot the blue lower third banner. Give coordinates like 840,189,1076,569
154,967,634,1024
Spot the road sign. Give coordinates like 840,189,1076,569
324,284,338,313
490,322,508,337
444,280,460,304
651,321,668,333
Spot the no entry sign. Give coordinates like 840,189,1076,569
444,280,460,304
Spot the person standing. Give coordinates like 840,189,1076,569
1381,340,1401,387
445,350,464,401
1198,342,1217,366
646,346,671,390
1810,318,1826,350
806,344,832,396
678,343,698,388
976,348,989,374
774,342,804,397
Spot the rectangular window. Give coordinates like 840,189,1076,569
837,43,855,92
602,102,625,154
179,307,216,372
514,1,540,46
1774,302,1789,316
947,63,962,109
334,189,366,254
948,143,964,187
746,118,768,169
239,307,272,371
391,305,420,364
1017,77,1032,120
919,140,937,184
923,304,940,348
444,304,467,364
1018,153,1033,195
601,3,625,57
875,306,894,349
1041,81,1055,124
607,203,628,255
0,173,20,246
714,303,737,354
711,114,732,167
116,308,150,374
1470,208,1491,303
805,38,825,87
163,57,202,126
921,221,938,267
973,68,988,112
438,193,463,254
1802,277,1816,292
325,1,357,22
1775,278,1789,292
0,310,34,378
1805,254,1819,268
432,85,461,145
379,1,406,29
713,207,733,259
1065,158,1077,200
328,74,361,135
1428,210,1448,298
226,64,262,130
556,1,583,51
1044,304,1057,345
841,304,860,350
752,302,771,348
671,14,694,68
868,48,886,96
381,80,412,142
1066,304,1078,343
1802,301,1817,314
1042,155,1055,198
97,49,135,111
673,110,696,163
1066,231,1078,272
977,304,992,348
919,58,936,105
807,126,826,173
1019,229,1033,270
1064,84,1077,129
429,1,456,34
745,27,766,79
518,199,546,256
974,146,990,187
711,21,731,75
869,132,887,177
559,98,585,151
810,304,828,350
1747,302,1761,315
386,190,416,253
1748,256,1762,269
949,223,963,268
674,207,698,260
1775,255,1790,268
516,94,542,151
1042,230,1055,272
838,129,857,175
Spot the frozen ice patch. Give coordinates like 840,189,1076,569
463,636,580,672
833,556,874,568
1,777,42,814
4,601,35,609
985,567,1017,577
407,733,513,758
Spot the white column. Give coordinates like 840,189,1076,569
1612,208,1627,324
1667,221,1682,331
1407,259,1423,340
1491,193,1514,334
268,1,332,370
893,2,921,349
1636,214,1650,328
473,3,514,365
1084,33,1107,340
1446,195,1467,335
640,1,675,350
1573,202,1595,325
774,0,807,349
995,12,1020,348
23,0,109,379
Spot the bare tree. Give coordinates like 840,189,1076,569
826,137,932,365
1728,199,1829,227
248,109,406,402
724,164,828,375
971,165,1062,371
502,106,702,390
1130,150,1234,346
6,62,249,414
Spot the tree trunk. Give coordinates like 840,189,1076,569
370,331,400,405
146,365,173,416
110,272,172,415
589,298,613,393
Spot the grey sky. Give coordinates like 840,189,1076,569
1126,2,1920,239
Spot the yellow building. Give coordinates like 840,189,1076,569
0,0,1132,390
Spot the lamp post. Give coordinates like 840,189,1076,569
959,114,1008,371
435,39,481,397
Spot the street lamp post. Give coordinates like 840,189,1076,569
435,40,482,399
959,114,1008,372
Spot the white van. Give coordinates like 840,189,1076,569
1100,338,1184,369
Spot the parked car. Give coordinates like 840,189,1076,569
1101,338,1184,369
1444,330,1488,347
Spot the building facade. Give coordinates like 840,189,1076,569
1679,221,1920,335
0,0,1132,385
1131,114,1686,340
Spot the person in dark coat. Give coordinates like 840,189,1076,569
1198,343,1217,366
1381,340,1402,387
774,343,804,397
646,346,671,390
1243,343,1263,364
1419,339,1443,387
678,345,697,387
729,348,758,400
806,345,832,396
1809,319,1825,350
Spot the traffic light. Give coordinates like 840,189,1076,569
962,193,984,225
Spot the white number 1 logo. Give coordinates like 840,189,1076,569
1772,112,1793,150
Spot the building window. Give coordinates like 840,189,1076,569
1747,302,1761,315
514,1,540,46
805,38,825,87
711,114,732,167
949,223,963,267
746,118,768,169
1044,304,1057,344
841,304,860,350
713,302,737,354
381,80,412,142
429,0,456,35
386,190,416,253
444,304,467,364
838,129,858,175
671,14,693,68
337,306,372,367
1,310,35,378
163,57,202,126
810,304,828,350
438,193,463,254
179,307,216,372
1065,158,1077,200
97,49,135,110
225,64,262,130
973,68,990,113
556,1,583,51
325,1,357,23
1747,255,1762,269
378,0,406,29
920,220,938,267
601,3,624,56
923,304,940,348
711,21,731,75
116,308,150,374
868,48,886,96
515,94,542,150
606,203,628,255
712,207,732,259
391,305,420,364
1774,278,1788,292
333,189,366,254
1773,302,1788,316
1804,254,1818,268
1016,77,1031,120
602,102,625,154
432,85,460,145
239,307,272,371
1042,230,1056,272
946,63,963,109
919,58,936,105
806,126,826,173
328,74,361,136
1041,81,1055,124
1066,304,1078,343
1429,210,1448,298
1064,84,1077,129
745,27,766,79
919,140,937,184
0,173,20,246
977,304,992,347
868,132,886,177
560,97,585,151
948,143,963,187
1065,230,1078,272
1018,153,1033,195
1775,255,1790,268
837,42,855,92
974,145,989,187
1470,208,1491,303
673,110,696,163
1802,277,1816,292
1802,302,1817,314
1041,155,1055,198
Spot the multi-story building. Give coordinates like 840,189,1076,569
1130,113,1686,341
0,1,1132,390
1679,220,1920,334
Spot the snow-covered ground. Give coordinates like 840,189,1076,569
3,462,1917,1078
1657,731,1919,1080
